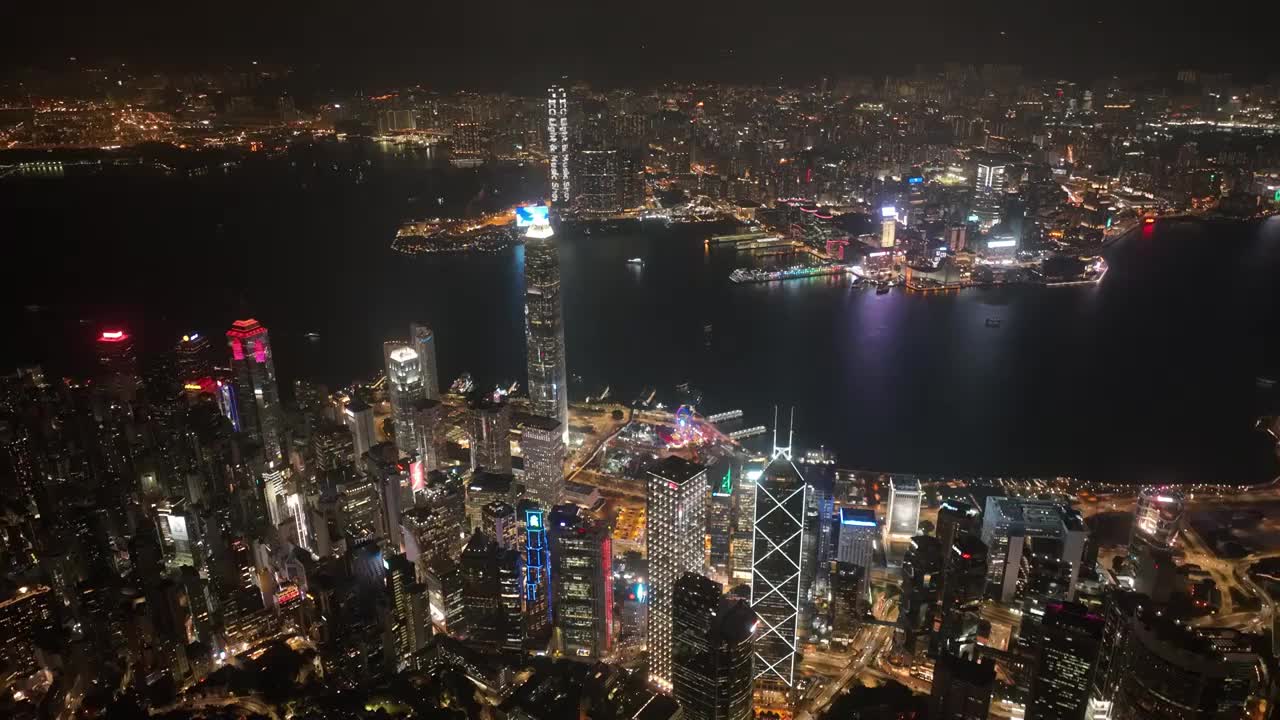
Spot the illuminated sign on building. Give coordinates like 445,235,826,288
880,206,897,218
516,205,550,227
908,176,924,185
987,239,1018,249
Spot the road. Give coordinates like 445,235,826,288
796,625,894,720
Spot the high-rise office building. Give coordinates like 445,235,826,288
0,583,56,677
344,400,376,471
980,497,1086,603
828,562,866,642
409,322,440,401
460,530,505,652
384,342,425,456
1128,487,1186,561
884,477,921,545
646,456,709,689
175,331,214,383
386,553,432,669
1027,602,1103,720
482,501,519,550
936,500,980,554
548,85,570,205
1091,592,1265,720
879,207,897,248
549,506,613,660
577,148,621,213
467,397,512,472
226,319,283,463
411,398,444,476
935,533,987,660
900,535,942,648
836,507,876,597
523,508,552,643
465,470,516,531
523,219,569,435
672,573,755,720
95,328,141,402
929,654,995,720
972,159,1007,231
520,416,565,510
750,416,807,697
707,463,734,583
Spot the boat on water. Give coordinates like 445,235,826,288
729,263,852,284
626,257,644,266
875,283,891,294
304,332,321,341
985,318,1002,328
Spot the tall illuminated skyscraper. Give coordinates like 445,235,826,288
409,322,440,401
225,319,283,464
96,328,140,402
523,218,568,434
384,341,425,456
646,456,708,690
520,416,565,509
548,85,570,205
973,160,1007,231
549,506,613,660
750,410,806,700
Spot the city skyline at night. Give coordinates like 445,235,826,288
3,19,1280,720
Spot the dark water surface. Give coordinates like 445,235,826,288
4,144,1279,483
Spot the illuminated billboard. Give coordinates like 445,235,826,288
907,176,924,185
516,205,550,227
987,239,1017,249
880,206,897,219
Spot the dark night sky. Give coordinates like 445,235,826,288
3,0,1276,87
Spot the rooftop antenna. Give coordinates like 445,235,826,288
771,405,793,462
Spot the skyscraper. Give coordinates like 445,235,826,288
1091,592,1265,720
836,507,876,598
175,331,214,383
344,400,375,471
411,398,444,475
409,322,440,401
828,562,866,642
979,497,1086,603
972,159,1007,231
467,396,512,472
883,477,921,546
523,508,552,644
384,342,426,456
929,654,995,720
750,413,807,698
549,506,612,660
672,573,755,720
520,416,565,510
577,148,620,213
934,533,987,660
646,456,709,690
96,328,140,402
1027,602,1102,720
548,85,570,205
226,319,283,463
523,218,569,435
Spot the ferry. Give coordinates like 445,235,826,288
304,331,321,341
729,264,853,284
875,282,891,294
626,257,645,266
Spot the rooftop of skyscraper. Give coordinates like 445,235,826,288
646,456,705,485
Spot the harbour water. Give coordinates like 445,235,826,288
3,142,1279,484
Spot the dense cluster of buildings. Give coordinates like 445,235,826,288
3,63,1280,720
